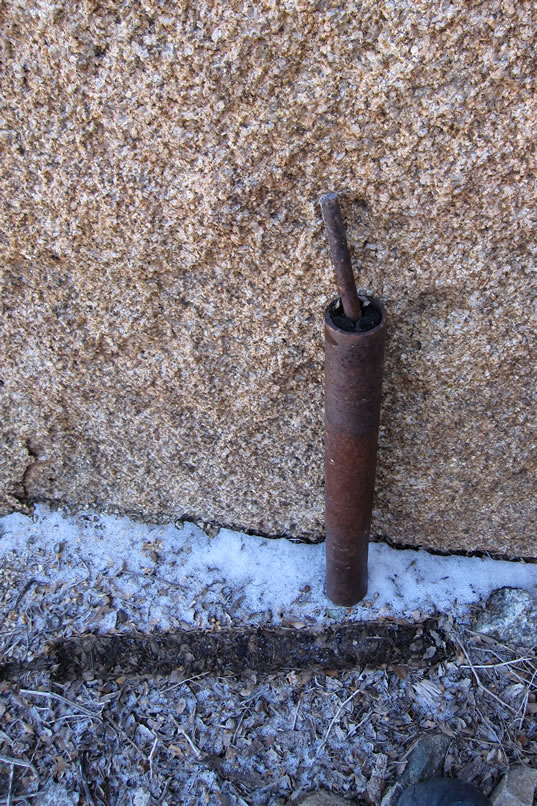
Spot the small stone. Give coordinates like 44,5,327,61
381,734,451,806
381,784,404,806
35,783,79,806
116,608,129,624
132,789,151,806
293,791,350,806
400,734,452,786
397,778,490,806
367,753,388,805
473,588,537,649
490,765,537,806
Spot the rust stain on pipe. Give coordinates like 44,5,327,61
324,299,386,606
321,191,386,607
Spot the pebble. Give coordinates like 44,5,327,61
396,777,490,805
381,733,451,806
490,765,537,806
35,782,79,805
473,588,537,649
292,792,352,806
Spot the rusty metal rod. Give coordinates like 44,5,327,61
0,620,445,681
321,191,386,606
319,192,362,322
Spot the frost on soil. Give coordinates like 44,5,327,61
0,505,536,805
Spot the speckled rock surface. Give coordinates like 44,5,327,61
473,588,537,648
1,1,536,553
490,765,537,806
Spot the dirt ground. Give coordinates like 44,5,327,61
1,612,537,805
1,509,536,804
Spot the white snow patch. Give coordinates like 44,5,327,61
1,504,536,634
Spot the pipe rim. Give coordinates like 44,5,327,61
324,295,386,339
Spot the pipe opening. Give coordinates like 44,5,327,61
328,296,382,333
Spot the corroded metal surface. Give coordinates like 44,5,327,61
0,619,443,681
319,193,362,322
325,298,386,606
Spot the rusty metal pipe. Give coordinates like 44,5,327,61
321,193,386,606
324,299,386,605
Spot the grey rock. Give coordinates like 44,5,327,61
35,783,79,806
473,588,537,649
381,783,405,806
401,734,452,787
381,734,451,806
397,778,490,806
293,791,352,805
132,789,152,806
490,765,537,806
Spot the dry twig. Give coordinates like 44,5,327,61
149,736,159,778
0,756,38,779
455,638,517,715
312,687,367,763
6,762,15,806
19,688,103,719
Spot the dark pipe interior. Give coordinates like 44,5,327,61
329,296,382,333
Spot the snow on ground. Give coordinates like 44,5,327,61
1,505,537,805
1,503,535,638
